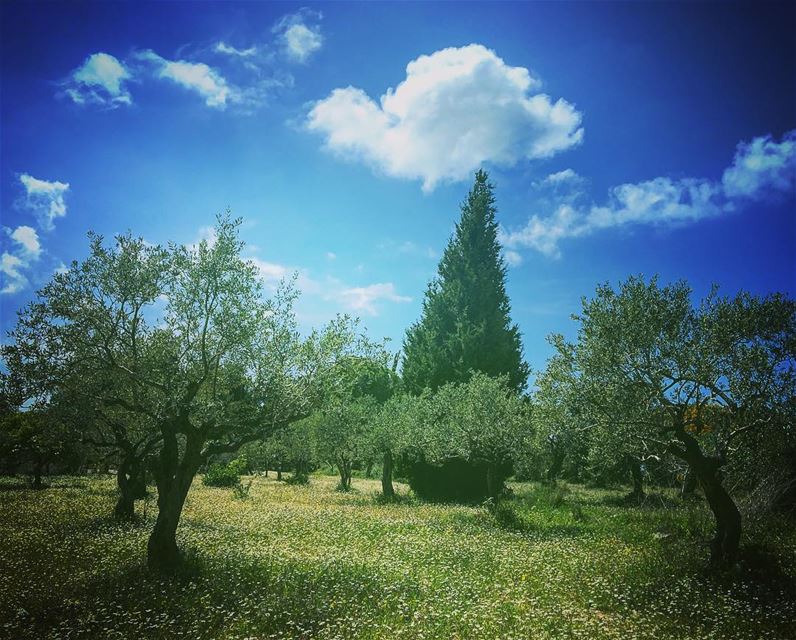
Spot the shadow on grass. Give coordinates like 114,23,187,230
10,548,420,640
600,491,684,510
371,491,419,506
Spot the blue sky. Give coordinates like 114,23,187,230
1,1,794,375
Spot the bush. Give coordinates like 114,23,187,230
202,463,240,487
402,455,512,503
487,498,526,531
227,457,249,475
232,478,253,500
285,471,309,486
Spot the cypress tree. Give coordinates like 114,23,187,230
401,170,529,501
403,169,528,394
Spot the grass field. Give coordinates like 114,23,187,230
0,474,794,639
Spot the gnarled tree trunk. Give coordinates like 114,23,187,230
674,428,741,565
694,459,741,565
486,465,500,500
337,456,352,490
628,457,644,500
547,447,565,484
381,449,394,499
114,455,147,521
31,459,44,490
147,431,203,573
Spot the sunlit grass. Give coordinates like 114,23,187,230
0,475,793,639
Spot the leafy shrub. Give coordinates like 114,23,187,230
232,478,253,500
285,471,310,486
486,497,526,531
227,457,249,475
202,463,240,487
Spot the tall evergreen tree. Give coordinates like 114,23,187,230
403,170,528,394
400,170,529,501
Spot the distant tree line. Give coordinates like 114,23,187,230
1,171,793,574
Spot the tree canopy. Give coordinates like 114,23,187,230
542,275,796,563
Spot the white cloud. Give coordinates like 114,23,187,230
214,42,257,57
3,174,69,294
274,9,323,63
1,226,44,295
542,168,582,186
325,252,337,260
248,255,410,317
501,130,796,259
193,225,218,249
1,253,26,294
500,204,585,259
306,44,583,191
250,257,289,288
722,130,796,199
137,50,233,109
338,283,412,316
18,173,69,231
64,52,132,107
503,249,523,267
9,226,41,258
380,240,438,259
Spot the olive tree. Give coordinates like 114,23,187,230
314,355,396,491
3,234,167,512
3,215,364,572
554,276,795,564
531,339,594,485
316,397,376,490
370,393,414,498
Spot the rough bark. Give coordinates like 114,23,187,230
114,461,136,521
381,450,395,498
674,427,741,565
147,431,202,573
31,461,44,490
486,465,499,500
547,448,565,483
695,461,741,565
629,458,645,499
114,455,147,521
337,457,352,490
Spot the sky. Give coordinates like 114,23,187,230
1,1,794,377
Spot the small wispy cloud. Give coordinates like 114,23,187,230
337,282,412,316
501,130,796,259
136,50,233,109
503,249,523,267
721,131,796,199
1,226,43,294
63,52,133,107
8,226,41,259
1,252,27,295
60,8,322,113
273,9,324,64
214,42,258,58
2,174,68,295
379,240,438,260
247,254,410,317
18,173,69,231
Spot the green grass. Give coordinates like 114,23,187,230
0,475,794,639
